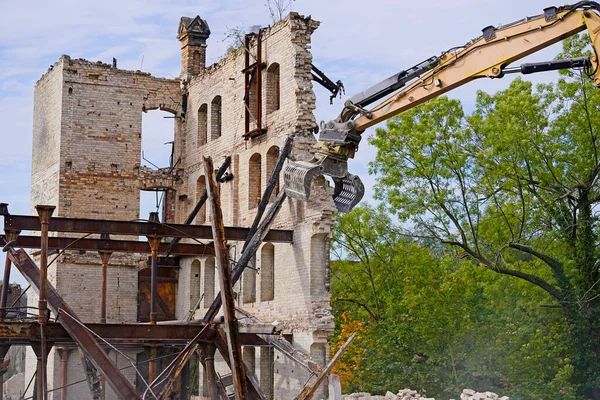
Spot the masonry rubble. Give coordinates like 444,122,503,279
341,388,509,400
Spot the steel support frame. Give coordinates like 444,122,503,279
5,247,138,400
2,214,292,243
1,234,216,256
0,229,20,321
0,321,280,345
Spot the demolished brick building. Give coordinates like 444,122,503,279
22,11,336,399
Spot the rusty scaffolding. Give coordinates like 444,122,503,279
0,134,353,400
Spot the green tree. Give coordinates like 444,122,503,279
369,35,600,397
332,205,574,398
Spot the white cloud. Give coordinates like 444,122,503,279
0,0,585,286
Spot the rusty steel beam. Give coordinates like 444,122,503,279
58,309,139,400
294,333,357,400
204,157,247,400
1,234,216,256
0,321,280,345
244,34,251,135
35,206,54,400
0,230,20,321
5,248,132,400
2,214,293,243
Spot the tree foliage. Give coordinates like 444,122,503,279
331,35,600,398
331,205,575,398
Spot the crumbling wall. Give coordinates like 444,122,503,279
31,60,64,211
26,9,336,400
55,56,181,220
175,12,335,399
27,55,183,400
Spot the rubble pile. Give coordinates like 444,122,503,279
341,388,509,400
460,389,509,400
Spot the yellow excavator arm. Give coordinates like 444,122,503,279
284,1,600,212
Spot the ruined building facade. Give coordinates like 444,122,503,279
26,12,335,399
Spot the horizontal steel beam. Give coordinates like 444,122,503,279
3,214,293,243
0,322,286,346
1,235,215,256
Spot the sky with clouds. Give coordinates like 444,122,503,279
0,0,570,285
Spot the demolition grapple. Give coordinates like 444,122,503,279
283,150,364,213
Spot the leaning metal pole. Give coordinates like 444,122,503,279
0,229,20,321
242,134,293,251
203,190,286,323
203,157,248,400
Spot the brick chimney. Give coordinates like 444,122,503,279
178,16,211,77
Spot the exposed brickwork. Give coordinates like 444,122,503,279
28,11,334,400
178,16,210,77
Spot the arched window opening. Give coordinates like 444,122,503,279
266,63,280,114
266,146,280,201
310,234,328,297
243,347,256,374
242,254,256,304
198,104,207,146
191,260,202,310
196,175,207,224
260,243,275,302
211,96,222,140
248,153,262,209
203,257,215,308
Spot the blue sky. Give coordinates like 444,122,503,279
0,0,567,285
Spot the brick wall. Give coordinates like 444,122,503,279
176,13,334,399
28,55,183,399
28,10,336,400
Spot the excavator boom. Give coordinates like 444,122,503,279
284,1,600,212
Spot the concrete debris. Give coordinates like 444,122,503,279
341,388,509,400
460,389,509,400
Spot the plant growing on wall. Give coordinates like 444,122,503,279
265,0,296,22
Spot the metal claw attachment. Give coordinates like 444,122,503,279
332,173,364,212
284,152,365,212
